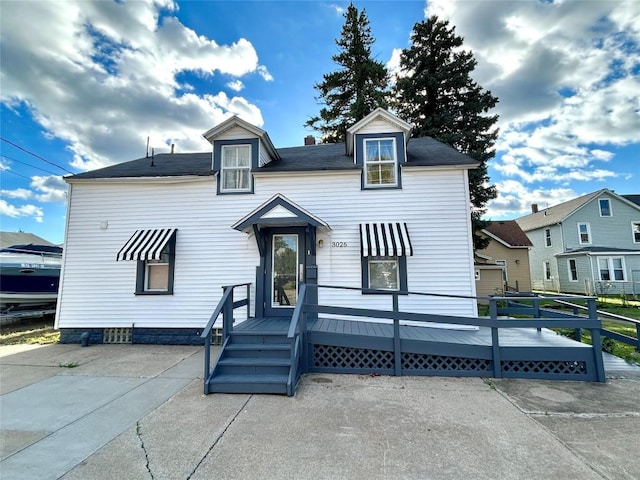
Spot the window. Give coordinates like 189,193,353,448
599,198,612,217
577,222,591,244
496,260,507,283
136,238,176,294
362,256,407,292
567,259,578,282
543,261,551,280
221,144,251,192
364,138,397,188
545,228,551,247
633,222,640,243
598,257,625,281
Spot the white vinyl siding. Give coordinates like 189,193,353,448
57,168,477,329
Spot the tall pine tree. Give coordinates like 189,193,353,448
305,3,389,143
393,16,498,250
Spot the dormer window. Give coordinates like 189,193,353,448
221,144,251,192
364,138,397,188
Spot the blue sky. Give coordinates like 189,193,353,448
1,0,638,245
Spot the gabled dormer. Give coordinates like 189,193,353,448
203,116,280,194
346,108,412,190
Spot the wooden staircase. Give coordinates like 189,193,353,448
206,329,293,395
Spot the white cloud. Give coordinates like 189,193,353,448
426,0,640,217
0,0,271,172
30,176,68,203
330,4,345,15
0,199,44,223
1,188,33,200
226,80,244,92
486,180,578,218
0,159,10,171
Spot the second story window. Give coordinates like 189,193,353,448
364,138,397,188
221,144,251,192
633,222,640,243
578,222,591,244
545,228,551,247
599,198,612,217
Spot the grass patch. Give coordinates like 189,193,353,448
59,361,78,368
0,326,60,345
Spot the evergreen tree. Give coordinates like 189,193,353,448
305,3,389,143
393,16,498,250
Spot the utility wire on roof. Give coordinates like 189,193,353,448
1,137,74,174
1,154,61,176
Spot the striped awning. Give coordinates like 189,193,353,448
116,228,177,261
360,223,413,257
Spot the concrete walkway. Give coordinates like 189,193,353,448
1,344,639,480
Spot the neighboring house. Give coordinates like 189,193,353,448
55,108,481,344
475,220,532,298
516,189,640,295
0,232,56,249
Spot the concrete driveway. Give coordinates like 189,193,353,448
1,344,639,480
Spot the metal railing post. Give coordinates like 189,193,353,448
588,297,606,382
393,294,401,376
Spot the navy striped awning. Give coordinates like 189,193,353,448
116,229,177,261
360,223,413,257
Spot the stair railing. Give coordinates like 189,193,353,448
287,283,308,395
201,283,251,389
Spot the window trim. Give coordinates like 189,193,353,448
220,144,252,193
599,198,612,217
135,235,176,295
632,221,640,244
495,259,507,283
567,258,578,282
577,222,591,245
597,256,625,282
361,255,408,294
363,137,398,189
543,260,551,281
544,228,552,247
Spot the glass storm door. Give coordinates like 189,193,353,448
265,229,304,316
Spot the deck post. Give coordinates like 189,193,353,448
636,324,640,351
491,327,502,378
489,297,497,320
533,297,541,331
222,286,233,339
393,294,401,376
203,332,211,393
588,298,606,382
246,283,251,319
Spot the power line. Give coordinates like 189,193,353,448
0,137,74,174
1,154,61,176
0,168,33,181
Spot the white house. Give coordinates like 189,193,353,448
55,108,480,344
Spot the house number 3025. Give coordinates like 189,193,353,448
331,241,348,247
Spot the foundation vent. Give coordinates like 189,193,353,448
103,327,132,344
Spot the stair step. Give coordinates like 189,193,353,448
208,374,289,394
231,330,288,336
218,358,291,367
229,331,290,344
225,343,290,351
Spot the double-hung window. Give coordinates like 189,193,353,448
567,259,578,282
360,223,412,293
598,257,625,281
599,199,612,217
544,228,551,247
364,138,397,188
633,222,640,243
543,261,551,280
142,245,172,292
221,144,251,192
577,222,591,244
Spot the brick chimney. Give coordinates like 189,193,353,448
531,204,539,213
304,135,316,146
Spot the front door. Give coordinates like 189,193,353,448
264,228,305,316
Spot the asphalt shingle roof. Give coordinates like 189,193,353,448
483,220,532,247
67,137,478,180
623,194,640,207
515,190,604,232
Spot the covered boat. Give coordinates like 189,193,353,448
0,244,62,309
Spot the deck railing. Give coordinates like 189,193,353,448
200,283,251,388
304,284,605,381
